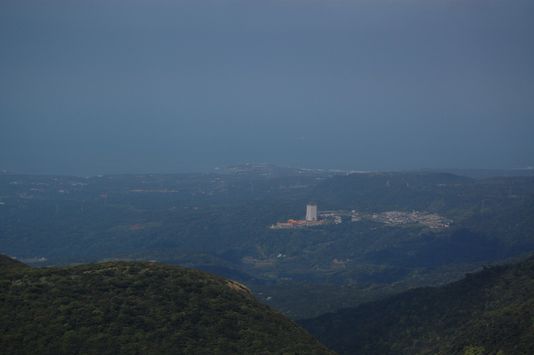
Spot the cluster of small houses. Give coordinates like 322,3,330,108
271,203,451,230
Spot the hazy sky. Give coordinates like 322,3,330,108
1,0,533,175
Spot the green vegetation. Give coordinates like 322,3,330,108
301,255,534,355
0,256,331,355
1,171,534,318
0,254,28,271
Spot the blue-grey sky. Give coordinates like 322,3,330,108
1,0,533,175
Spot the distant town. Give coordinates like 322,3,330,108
270,203,452,230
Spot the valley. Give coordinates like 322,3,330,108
1,166,534,319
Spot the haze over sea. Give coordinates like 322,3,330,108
1,0,533,175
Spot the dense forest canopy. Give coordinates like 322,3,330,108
301,255,534,355
0,255,331,354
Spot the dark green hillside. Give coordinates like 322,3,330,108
0,256,331,355
0,254,28,271
301,256,534,355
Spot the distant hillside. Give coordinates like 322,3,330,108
0,256,331,354
311,171,475,213
301,256,534,355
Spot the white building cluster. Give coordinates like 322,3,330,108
271,202,452,230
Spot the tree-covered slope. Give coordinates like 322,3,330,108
0,254,28,270
301,256,534,355
0,257,331,355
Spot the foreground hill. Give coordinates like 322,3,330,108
301,256,534,355
0,254,28,270
0,257,331,354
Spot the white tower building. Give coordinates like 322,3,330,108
306,203,318,222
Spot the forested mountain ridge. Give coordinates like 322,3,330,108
0,255,332,354
301,255,534,355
